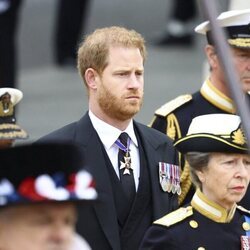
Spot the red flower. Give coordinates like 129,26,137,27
66,173,76,192
18,177,47,201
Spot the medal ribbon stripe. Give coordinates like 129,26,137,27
115,137,131,153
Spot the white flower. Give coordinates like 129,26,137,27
75,170,97,200
35,175,70,200
0,178,14,196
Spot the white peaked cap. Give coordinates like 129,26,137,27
195,9,250,35
187,113,241,135
0,88,23,106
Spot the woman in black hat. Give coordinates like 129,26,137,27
140,113,250,250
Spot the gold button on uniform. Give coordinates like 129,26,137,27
242,222,250,231
197,247,205,250
189,220,198,228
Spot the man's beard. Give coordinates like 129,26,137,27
97,83,143,121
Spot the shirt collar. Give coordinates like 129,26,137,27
89,110,138,150
191,189,237,223
200,78,236,113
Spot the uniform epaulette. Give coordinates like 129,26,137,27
237,205,250,215
154,206,193,227
155,94,192,117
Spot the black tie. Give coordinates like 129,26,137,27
118,132,136,207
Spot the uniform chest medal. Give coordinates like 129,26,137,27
159,162,181,195
241,216,250,250
241,235,250,249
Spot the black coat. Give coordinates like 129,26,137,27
37,112,179,250
140,205,250,250
0,0,22,87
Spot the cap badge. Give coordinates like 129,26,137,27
0,92,14,116
231,125,246,146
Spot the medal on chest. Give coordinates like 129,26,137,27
241,235,250,250
159,162,181,195
241,216,250,250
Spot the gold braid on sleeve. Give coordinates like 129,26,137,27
178,162,192,205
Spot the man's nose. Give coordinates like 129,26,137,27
50,223,73,246
128,74,142,88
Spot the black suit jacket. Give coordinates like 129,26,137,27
37,112,178,250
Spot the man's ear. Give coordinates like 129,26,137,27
205,45,218,69
85,68,99,90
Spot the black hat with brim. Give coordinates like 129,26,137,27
174,114,248,154
174,133,248,154
0,143,97,207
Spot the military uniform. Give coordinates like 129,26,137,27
150,79,250,205
140,189,250,250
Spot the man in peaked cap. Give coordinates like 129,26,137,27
0,87,28,148
0,143,97,250
149,9,250,206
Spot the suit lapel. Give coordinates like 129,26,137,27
75,114,121,250
134,122,177,219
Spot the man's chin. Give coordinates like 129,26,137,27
118,109,140,120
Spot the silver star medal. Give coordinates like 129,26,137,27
120,154,133,175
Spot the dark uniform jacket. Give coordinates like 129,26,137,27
140,189,250,250
37,112,179,250
150,79,250,206
0,0,22,87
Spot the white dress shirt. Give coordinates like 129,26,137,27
89,110,140,190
